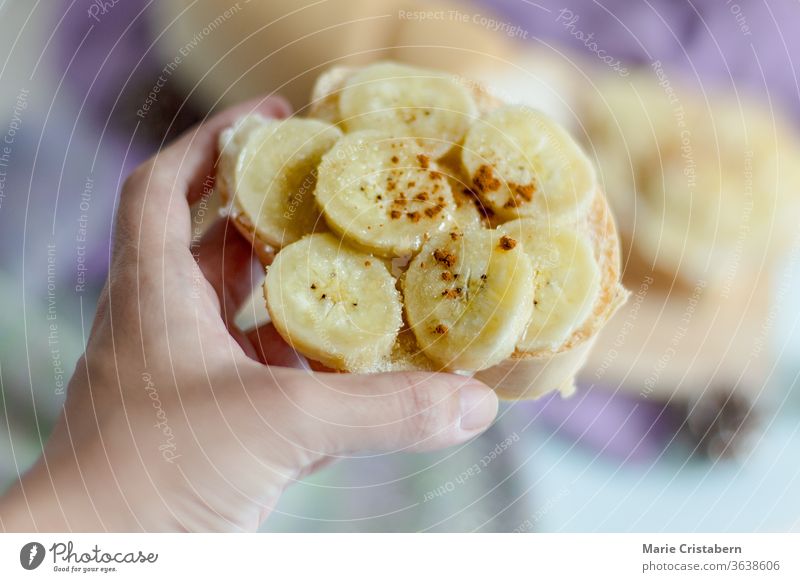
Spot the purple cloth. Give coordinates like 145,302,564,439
526,386,682,462
482,0,800,121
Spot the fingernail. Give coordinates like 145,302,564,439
459,383,498,431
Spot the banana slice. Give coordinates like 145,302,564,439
315,130,457,257
499,219,600,351
309,65,354,126
461,105,596,221
439,159,489,231
339,62,478,158
403,229,534,371
264,233,402,371
222,116,342,248
451,186,486,231
218,115,271,216
219,114,271,156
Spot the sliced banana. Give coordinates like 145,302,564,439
218,115,271,214
315,130,457,257
451,186,486,231
264,233,402,371
219,114,271,156
224,116,342,248
461,105,596,221
403,229,534,371
339,62,478,158
308,65,354,126
440,160,489,231
499,219,600,351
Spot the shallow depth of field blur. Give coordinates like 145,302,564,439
1,0,799,532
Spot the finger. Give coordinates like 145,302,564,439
244,322,308,369
275,370,498,454
117,95,291,252
196,218,262,319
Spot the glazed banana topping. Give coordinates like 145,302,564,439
219,62,607,374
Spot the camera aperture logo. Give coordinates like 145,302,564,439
20,542,46,570
19,540,158,574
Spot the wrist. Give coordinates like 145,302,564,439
0,420,184,532
0,450,138,532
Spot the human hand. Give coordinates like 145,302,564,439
0,96,498,532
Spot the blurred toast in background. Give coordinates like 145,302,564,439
578,71,800,405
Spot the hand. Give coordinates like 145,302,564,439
0,96,498,532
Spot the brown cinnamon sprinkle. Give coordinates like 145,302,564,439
473,164,501,193
424,204,445,218
417,153,430,169
442,288,460,299
390,209,402,219
504,183,536,208
499,235,517,250
441,271,453,281
433,324,448,335
433,248,457,268
407,211,422,223
513,182,535,201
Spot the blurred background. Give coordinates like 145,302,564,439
1,0,799,531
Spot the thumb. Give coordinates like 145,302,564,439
279,370,499,454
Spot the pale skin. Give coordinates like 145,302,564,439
0,97,498,532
